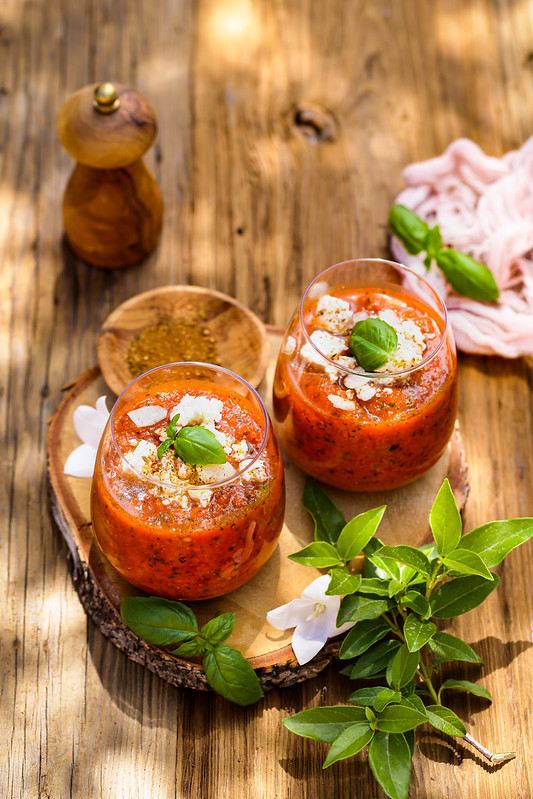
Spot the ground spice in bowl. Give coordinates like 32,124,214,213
126,311,220,377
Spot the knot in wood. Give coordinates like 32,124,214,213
293,104,336,143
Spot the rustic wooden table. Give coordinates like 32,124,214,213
2,1,533,797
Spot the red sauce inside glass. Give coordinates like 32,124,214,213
273,288,458,491
91,380,285,600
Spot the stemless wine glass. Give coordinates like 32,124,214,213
273,258,458,492
91,362,285,600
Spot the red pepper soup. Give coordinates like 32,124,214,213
273,260,458,491
91,363,285,600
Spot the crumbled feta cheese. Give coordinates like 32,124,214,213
315,294,353,335
378,309,401,327
343,372,371,390
239,458,269,483
355,383,377,401
232,440,250,460
187,487,212,507
335,355,359,371
169,395,223,427
282,335,297,356
196,463,236,483
127,405,167,427
328,394,356,411
307,280,329,300
125,440,157,472
203,422,228,448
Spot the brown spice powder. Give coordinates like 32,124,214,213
126,311,220,377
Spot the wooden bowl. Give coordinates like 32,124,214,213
97,285,270,396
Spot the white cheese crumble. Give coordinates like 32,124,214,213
127,405,167,427
328,394,356,411
355,383,377,401
316,295,353,335
169,395,223,427
282,335,296,356
186,487,213,507
196,463,236,483
307,280,329,300
239,458,269,483
125,440,158,472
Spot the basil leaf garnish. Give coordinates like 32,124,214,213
435,249,500,301
174,425,227,465
388,205,430,255
348,318,398,372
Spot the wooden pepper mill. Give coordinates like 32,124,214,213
57,82,163,268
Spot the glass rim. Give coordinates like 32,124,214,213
298,257,450,379
109,361,271,490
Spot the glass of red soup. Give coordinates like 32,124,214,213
273,259,458,492
91,362,285,600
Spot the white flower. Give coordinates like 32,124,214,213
266,574,354,665
63,396,109,478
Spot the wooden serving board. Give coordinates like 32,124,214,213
47,329,468,691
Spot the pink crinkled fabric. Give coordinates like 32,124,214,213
390,137,533,357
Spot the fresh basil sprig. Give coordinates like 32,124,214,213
348,318,398,372
285,476,530,798
157,413,227,465
121,597,263,706
389,204,500,302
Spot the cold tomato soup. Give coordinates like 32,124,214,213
273,287,458,491
91,378,285,600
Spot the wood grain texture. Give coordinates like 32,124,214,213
2,0,533,797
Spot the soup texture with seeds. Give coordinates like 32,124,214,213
273,287,458,491
91,379,285,600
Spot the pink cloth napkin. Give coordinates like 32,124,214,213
391,137,533,357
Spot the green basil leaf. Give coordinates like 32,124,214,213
388,205,430,255
368,731,412,799
156,438,174,458
403,614,436,653
326,569,362,596
400,590,431,619
459,518,533,568
200,612,235,646
388,578,405,598
288,541,342,568
336,506,387,561
364,538,402,580
348,686,391,707
376,545,432,577
358,577,392,596
166,413,180,436
323,724,374,768
427,631,482,664
429,478,462,557
203,645,263,706
436,249,499,301
349,639,402,680
388,644,419,689
377,703,427,733
348,318,398,372
174,425,227,465
424,225,443,261
170,638,205,657
404,729,416,758
303,476,346,545
120,596,198,647
283,706,367,743
339,619,389,660
431,574,499,618
442,548,494,580
337,594,395,626
373,688,402,713
400,693,427,715
425,705,466,737
439,679,492,702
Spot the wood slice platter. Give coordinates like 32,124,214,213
47,328,469,692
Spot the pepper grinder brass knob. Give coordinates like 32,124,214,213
57,82,163,268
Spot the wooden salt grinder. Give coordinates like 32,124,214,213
57,82,163,268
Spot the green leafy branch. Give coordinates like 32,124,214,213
120,597,263,706
389,204,500,302
285,477,532,799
